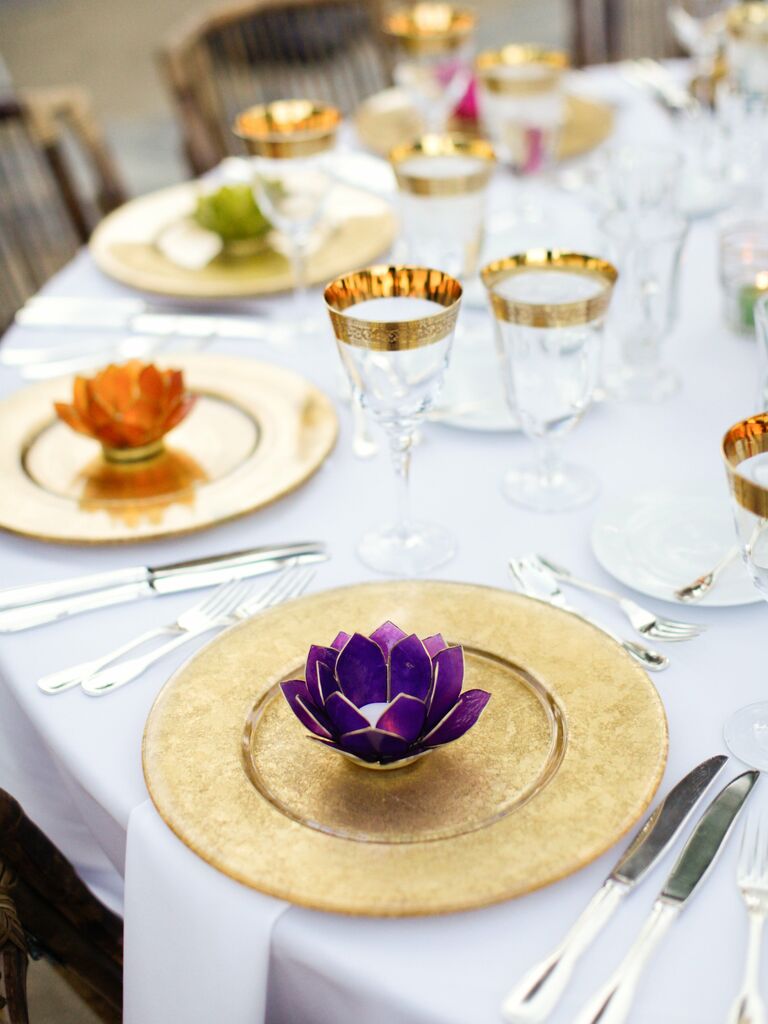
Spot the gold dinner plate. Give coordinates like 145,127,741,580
0,354,337,544
143,581,667,916
90,182,396,298
354,88,614,161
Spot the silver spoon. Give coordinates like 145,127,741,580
674,545,740,603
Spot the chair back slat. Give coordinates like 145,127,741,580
571,0,681,65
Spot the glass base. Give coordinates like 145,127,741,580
608,364,681,404
724,702,768,771
502,462,599,513
357,522,456,576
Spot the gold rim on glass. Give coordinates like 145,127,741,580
389,134,495,195
382,3,475,55
723,413,768,517
481,251,618,327
233,99,341,159
324,265,462,350
727,3,768,42
476,45,569,95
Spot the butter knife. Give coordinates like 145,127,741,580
501,754,728,1023
574,770,759,1024
0,542,325,632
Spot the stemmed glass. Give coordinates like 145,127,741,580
382,3,476,133
669,0,733,88
481,251,618,512
476,45,567,176
601,210,689,403
389,134,495,279
324,266,462,574
722,413,768,769
233,99,341,334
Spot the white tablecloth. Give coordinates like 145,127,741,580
1,65,767,1024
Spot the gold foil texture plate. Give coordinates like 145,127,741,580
0,354,337,544
143,581,668,916
355,89,614,161
90,182,396,298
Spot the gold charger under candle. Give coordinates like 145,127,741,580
0,354,337,544
355,88,613,160
143,581,667,916
90,181,396,298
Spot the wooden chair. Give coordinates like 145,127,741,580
160,0,392,176
0,88,126,334
0,788,123,1024
572,0,682,65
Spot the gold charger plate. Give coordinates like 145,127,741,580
354,88,614,161
0,353,337,544
143,581,667,916
90,182,396,298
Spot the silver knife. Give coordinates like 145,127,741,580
501,754,728,1023
0,542,326,632
575,770,760,1024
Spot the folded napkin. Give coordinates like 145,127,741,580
124,800,289,1024
155,218,224,271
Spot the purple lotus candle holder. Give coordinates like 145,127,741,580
280,621,491,770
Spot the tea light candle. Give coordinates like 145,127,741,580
738,270,768,329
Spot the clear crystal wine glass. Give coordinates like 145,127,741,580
324,266,462,574
601,209,689,403
481,251,618,512
722,413,768,769
382,3,476,133
233,99,340,334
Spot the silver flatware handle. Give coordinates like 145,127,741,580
727,912,767,1024
0,582,152,633
574,900,678,1024
37,625,177,693
502,880,627,1023
81,624,221,695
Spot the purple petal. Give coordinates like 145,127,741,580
370,621,408,658
423,633,448,658
318,661,339,704
280,680,332,739
340,727,411,762
375,693,426,742
422,689,491,748
335,633,387,706
330,631,351,651
325,691,371,735
426,646,464,729
389,634,432,701
305,645,338,706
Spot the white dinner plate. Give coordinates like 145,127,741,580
591,490,759,607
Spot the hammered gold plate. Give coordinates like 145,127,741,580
0,354,337,544
354,88,613,160
90,182,396,298
143,581,667,915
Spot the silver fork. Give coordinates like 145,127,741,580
39,567,296,694
533,555,705,642
728,813,768,1024
37,577,260,695
81,566,315,695
509,557,669,672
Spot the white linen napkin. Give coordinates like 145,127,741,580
124,800,289,1024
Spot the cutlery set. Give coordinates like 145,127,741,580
503,758,760,1024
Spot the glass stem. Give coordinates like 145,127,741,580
538,435,563,491
290,233,311,328
389,429,413,538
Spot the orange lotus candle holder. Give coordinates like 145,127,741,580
54,360,196,463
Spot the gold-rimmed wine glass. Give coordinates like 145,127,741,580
389,133,495,279
324,265,462,574
233,99,341,333
481,251,618,512
382,3,476,133
722,413,768,769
